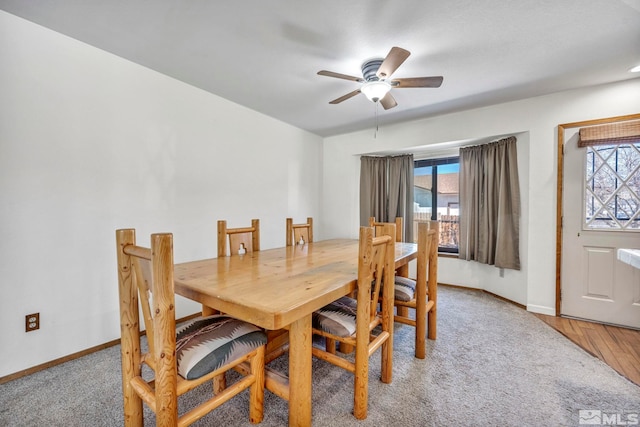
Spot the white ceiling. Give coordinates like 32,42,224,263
2,0,639,137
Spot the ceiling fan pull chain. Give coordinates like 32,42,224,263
374,102,379,138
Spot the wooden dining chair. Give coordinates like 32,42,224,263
217,218,260,256
217,218,288,365
311,224,396,420
393,221,438,358
369,217,439,358
115,229,267,426
202,218,260,318
286,217,313,246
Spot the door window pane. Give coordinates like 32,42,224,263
584,143,640,230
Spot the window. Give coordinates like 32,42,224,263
414,157,460,252
584,143,640,230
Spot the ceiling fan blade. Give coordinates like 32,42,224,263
379,92,397,110
329,89,361,104
376,46,410,79
318,70,364,82
392,76,444,88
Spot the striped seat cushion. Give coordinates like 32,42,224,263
175,315,267,380
393,276,416,302
312,296,357,337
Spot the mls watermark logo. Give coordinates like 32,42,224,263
579,409,639,425
580,410,602,425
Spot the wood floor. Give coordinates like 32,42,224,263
534,313,640,386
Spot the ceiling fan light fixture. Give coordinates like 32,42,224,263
319,46,442,109
361,80,391,102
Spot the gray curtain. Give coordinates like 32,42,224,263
360,156,388,227
360,154,414,242
459,137,520,270
387,155,414,242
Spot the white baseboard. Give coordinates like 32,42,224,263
526,304,555,316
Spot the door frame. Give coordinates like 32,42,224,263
555,113,640,315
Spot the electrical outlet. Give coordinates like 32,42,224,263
26,313,40,332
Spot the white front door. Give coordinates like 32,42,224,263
561,127,640,328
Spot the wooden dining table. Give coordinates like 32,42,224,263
173,238,417,426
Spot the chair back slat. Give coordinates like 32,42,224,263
415,222,437,293
369,217,403,242
133,257,155,355
416,220,438,289
286,217,313,246
359,224,395,323
369,237,386,322
218,219,260,256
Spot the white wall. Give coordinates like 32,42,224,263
0,12,323,377
322,78,640,314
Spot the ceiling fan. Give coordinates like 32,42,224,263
317,46,443,110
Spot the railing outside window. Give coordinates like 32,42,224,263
413,212,459,251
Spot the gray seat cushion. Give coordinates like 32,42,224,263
175,315,267,380
313,296,357,337
393,276,416,302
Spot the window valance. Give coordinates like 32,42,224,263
578,119,640,147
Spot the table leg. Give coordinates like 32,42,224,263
288,315,312,426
